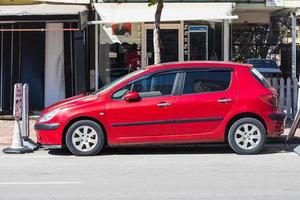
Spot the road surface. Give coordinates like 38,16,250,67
0,144,300,200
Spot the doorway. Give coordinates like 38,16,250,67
188,25,208,60
142,23,183,66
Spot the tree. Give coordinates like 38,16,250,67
149,0,164,64
231,13,291,62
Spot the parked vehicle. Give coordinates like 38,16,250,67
35,61,285,156
245,59,282,78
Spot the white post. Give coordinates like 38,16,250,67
223,20,230,61
21,84,29,138
95,12,99,91
272,78,278,91
44,23,65,107
293,78,298,117
279,78,284,110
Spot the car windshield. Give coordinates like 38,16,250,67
91,67,147,95
248,60,278,69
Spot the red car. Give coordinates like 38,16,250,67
35,61,285,156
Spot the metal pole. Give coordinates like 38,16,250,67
291,12,297,79
95,12,99,91
223,20,230,61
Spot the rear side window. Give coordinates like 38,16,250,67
183,70,231,94
250,68,272,88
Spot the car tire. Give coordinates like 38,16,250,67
65,120,105,156
228,118,266,154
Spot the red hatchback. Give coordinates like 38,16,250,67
35,61,285,156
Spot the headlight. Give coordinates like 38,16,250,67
39,109,60,123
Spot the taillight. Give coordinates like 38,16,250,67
260,94,279,109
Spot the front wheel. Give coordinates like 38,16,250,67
228,118,266,154
65,120,105,156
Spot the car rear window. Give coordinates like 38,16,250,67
250,68,272,88
183,70,231,94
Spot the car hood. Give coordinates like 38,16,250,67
41,93,100,115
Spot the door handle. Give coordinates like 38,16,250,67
217,98,232,103
157,102,171,107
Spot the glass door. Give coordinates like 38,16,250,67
146,29,179,65
143,23,182,66
188,25,208,60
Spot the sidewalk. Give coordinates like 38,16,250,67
0,119,300,146
0,119,37,146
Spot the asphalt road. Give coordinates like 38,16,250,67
0,144,300,200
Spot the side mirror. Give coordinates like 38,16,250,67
124,91,140,102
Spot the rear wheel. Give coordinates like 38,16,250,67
65,120,105,156
228,118,266,154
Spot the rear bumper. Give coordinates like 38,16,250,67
266,111,286,136
269,112,286,121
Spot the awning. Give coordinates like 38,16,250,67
0,4,88,16
93,3,237,24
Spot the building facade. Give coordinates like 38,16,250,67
0,0,298,113
0,1,92,114
92,0,300,90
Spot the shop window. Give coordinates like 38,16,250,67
99,23,142,86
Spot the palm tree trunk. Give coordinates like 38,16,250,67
153,0,163,65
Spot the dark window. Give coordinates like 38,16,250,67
183,70,231,94
112,73,176,99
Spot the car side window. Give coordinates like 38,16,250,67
183,70,231,94
112,73,177,99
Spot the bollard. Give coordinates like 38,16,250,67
3,84,32,154
21,84,39,151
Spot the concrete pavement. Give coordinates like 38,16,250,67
0,119,36,145
0,144,300,200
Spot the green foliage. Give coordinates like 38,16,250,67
148,0,158,6
232,13,291,62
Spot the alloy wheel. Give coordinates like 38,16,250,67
234,123,261,150
71,125,99,152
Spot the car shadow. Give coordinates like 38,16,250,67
47,137,300,157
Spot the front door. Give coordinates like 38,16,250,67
106,72,178,143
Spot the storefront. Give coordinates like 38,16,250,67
0,3,91,113
92,2,237,88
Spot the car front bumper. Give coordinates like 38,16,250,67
35,123,63,146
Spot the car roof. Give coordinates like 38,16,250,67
146,61,252,71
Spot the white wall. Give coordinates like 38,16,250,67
44,23,65,107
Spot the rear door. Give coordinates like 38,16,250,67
174,68,236,136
